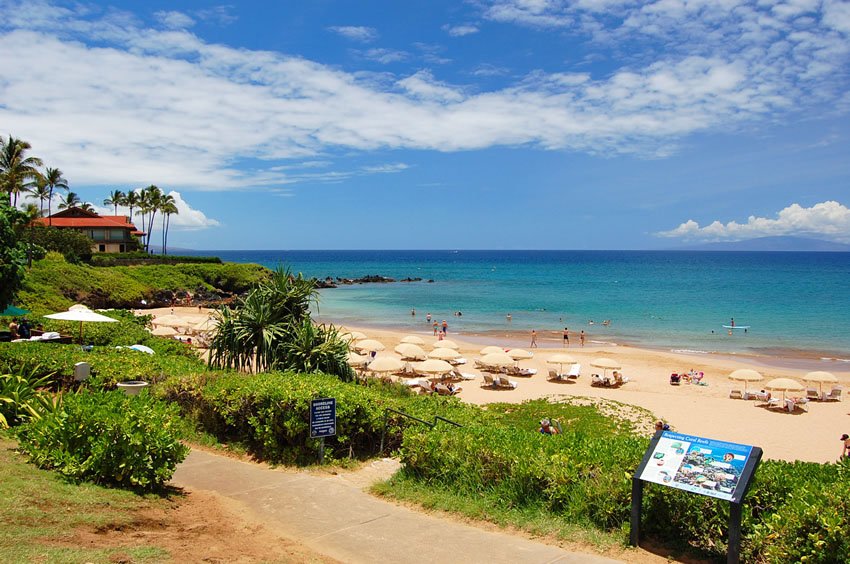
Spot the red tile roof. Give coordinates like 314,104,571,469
34,216,141,231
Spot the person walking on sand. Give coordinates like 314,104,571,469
563,327,570,347
842,434,850,459
442,320,448,334
530,329,538,348
580,330,585,347
433,321,439,336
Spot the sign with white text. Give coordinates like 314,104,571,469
309,398,336,439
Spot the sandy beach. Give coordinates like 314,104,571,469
149,307,850,465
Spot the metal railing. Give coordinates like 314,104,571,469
378,408,462,454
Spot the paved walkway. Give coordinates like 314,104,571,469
172,449,623,564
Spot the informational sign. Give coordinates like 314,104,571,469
638,431,755,503
309,398,336,439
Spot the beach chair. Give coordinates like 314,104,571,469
742,390,759,400
670,373,681,385
548,369,559,381
435,383,461,396
482,374,495,387
517,367,537,377
766,397,783,410
567,364,581,379
729,388,743,399
495,376,518,389
591,374,604,387
806,388,821,401
824,386,843,401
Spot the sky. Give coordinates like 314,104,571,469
2,0,850,250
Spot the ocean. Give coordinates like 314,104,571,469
194,250,850,361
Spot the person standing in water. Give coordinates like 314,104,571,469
563,327,570,347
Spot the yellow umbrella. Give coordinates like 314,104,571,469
347,352,369,367
432,339,459,350
803,371,838,396
400,335,426,345
479,352,514,368
429,347,462,361
764,377,804,401
355,339,385,353
151,314,191,328
591,357,621,378
547,353,577,373
728,369,764,392
413,359,454,375
343,331,368,341
151,325,178,337
394,343,427,360
507,348,533,361
480,345,504,355
367,356,404,374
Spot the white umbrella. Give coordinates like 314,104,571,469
400,335,426,345
429,347,462,361
355,339,385,353
765,377,805,401
413,359,454,375
728,368,764,392
192,317,218,332
480,345,505,355
368,356,404,374
394,343,427,360
507,348,533,360
128,344,155,354
347,352,370,367
547,353,577,373
591,357,621,378
479,352,515,368
803,371,838,396
151,325,178,337
44,306,118,344
342,330,368,341
432,339,460,350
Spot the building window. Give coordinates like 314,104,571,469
98,244,106,252
119,244,126,253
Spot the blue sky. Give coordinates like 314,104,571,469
2,0,849,249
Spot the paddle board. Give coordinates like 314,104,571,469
722,325,750,330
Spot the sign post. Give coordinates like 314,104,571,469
631,431,762,563
309,398,336,465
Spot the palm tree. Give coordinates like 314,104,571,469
80,202,94,212
43,167,69,225
160,195,178,255
0,136,43,207
103,189,125,215
20,203,40,268
30,176,51,217
138,185,162,253
124,190,140,221
58,191,81,210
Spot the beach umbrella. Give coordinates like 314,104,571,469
547,353,577,373
1,305,29,316
192,317,218,333
479,352,515,368
480,345,505,355
128,344,155,354
367,356,404,374
764,377,805,401
413,359,454,375
394,343,427,360
44,306,118,344
432,339,459,350
803,371,838,396
151,325,178,337
347,352,370,367
507,348,533,360
342,330,368,342
591,357,621,378
728,368,764,392
400,335,426,345
355,339,385,353
429,347,462,361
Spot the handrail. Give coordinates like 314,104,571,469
379,408,462,454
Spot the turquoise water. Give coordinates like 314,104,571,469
196,250,850,359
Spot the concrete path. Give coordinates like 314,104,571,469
172,449,622,564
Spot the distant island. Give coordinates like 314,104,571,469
673,236,850,252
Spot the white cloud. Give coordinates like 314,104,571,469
154,10,194,30
361,163,409,173
0,0,847,191
657,201,850,242
443,24,480,36
328,25,378,42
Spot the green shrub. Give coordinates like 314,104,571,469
0,366,57,428
21,224,93,263
16,390,188,490
90,253,222,266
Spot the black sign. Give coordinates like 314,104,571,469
310,398,336,439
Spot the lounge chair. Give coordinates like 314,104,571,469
806,388,821,401
729,388,743,399
548,369,559,381
742,390,759,400
591,374,604,387
766,397,784,410
482,374,495,387
786,397,808,412
495,376,518,389
435,383,462,396
824,386,843,401
670,373,681,385
567,364,581,379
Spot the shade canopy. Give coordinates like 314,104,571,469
590,358,621,370
728,369,764,382
44,306,119,344
400,335,426,345
342,331,368,341
429,347,462,360
192,318,218,332
151,326,178,337
128,344,155,354
803,371,838,383
547,353,577,365
764,378,804,392
347,352,370,366
394,343,427,360
432,339,459,350
1,305,29,316
354,339,385,352
507,348,533,360
479,352,515,368
414,359,454,374
480,345,505,355
367,356,404,373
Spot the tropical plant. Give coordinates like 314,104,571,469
0,201,27,310
57,191,81,210
79,202,94,212
103,189,125,215
0,366,56,429
160,194,178,255
30,176,51,217
42,167,69,225
124,189,140,222
208,267,353,380
0,136,43,207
